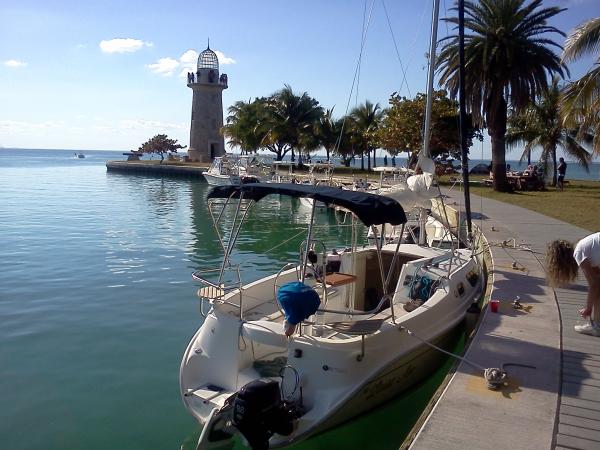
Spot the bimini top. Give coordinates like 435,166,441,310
207,183,407,226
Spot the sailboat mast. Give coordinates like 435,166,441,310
458,0,473,236
421,0,441,160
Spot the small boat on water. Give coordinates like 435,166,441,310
74,153,85,159
203,155,263,186
180,183,483,449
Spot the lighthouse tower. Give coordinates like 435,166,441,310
187,44,228,163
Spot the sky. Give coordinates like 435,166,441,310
0,0,597,160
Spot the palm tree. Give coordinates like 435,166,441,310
350,100,383,171
560,17,600,155
223,99,268,155
437,0,566,191
333,116,357,166
266,85,323,162
507,78,592,186
316,107,338,162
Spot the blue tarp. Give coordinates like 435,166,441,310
277,282,321,325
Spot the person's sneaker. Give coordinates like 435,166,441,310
574,323,600,337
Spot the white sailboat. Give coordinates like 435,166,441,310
180,1,482,448
180,183,482,449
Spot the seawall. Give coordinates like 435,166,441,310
106,161,209,178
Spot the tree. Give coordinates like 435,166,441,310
507,78,592,186
374,90,480,164
329,116,357,167
264,85,323,162
350,100,383,170
437,0,566,191
223,99,269,155
138,134,185,163
560,17,600,155
316,107,338,161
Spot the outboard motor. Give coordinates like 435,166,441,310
232,378,295,450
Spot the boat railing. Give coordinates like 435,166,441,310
192,267,243,314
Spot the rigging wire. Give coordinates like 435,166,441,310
380,0,411,98
334,0,376,154
356,0,368,106
404,2,430,79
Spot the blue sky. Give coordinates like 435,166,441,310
0,0,597,160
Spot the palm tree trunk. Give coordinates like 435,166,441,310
361,153,364,170
291,148,295,162
367,146,371,171
372,149,377,168
488,96,511,192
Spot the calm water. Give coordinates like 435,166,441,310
0,148,460,450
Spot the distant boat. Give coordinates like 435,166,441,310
203,155,262,186
75,153,85,159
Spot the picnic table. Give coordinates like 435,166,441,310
506,172,543,191
481,172,544,191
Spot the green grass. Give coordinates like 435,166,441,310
438,175,600,231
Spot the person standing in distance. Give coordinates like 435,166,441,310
557,157,567,191
546,232,600,336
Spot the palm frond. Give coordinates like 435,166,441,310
560,65,600,124
562,17,600,63
562,134,592,170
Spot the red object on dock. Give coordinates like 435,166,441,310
490,300,500,313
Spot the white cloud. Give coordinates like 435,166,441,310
93,125,115,133
147,57,179,76
99,38,153,54
4,59,27,68
118,119,186,130
178,49,198,78
0,120,64,133
214,50,236,65
180,49,198,65
149,48,235,78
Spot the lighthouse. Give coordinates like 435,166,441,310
186,44,228,163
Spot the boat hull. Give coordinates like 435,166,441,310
203,172,241,186
272,326,460,446
181,245,482,449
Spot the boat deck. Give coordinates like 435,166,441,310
408,189,598,450
240,286,412,340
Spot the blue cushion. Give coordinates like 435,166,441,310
277,282,321,325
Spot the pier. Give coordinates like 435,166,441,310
106,160,209,178
408,189,597,450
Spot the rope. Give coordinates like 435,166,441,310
400,326,536,390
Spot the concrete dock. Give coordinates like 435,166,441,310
106,160,209,177
409,189,597,450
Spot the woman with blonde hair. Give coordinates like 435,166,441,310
546,233,600,336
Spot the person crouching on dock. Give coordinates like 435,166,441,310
546,233,600,336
